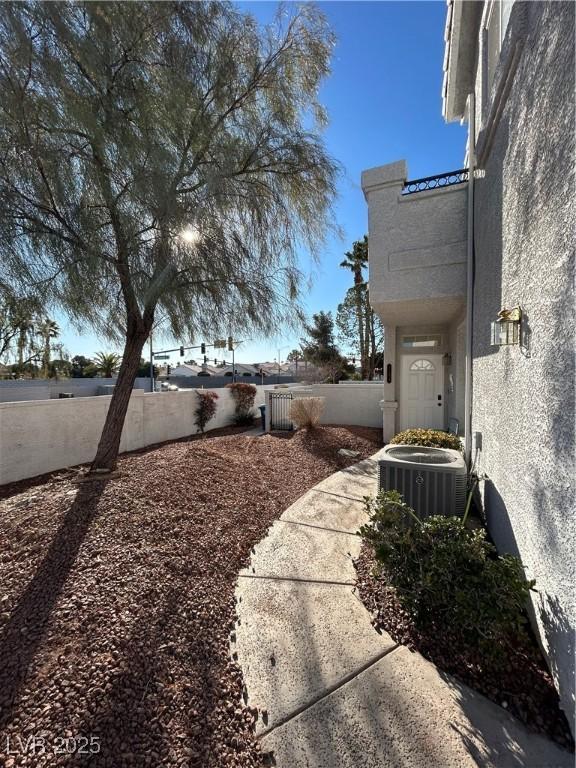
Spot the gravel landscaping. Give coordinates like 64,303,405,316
355,545,575,752
0,425,381,768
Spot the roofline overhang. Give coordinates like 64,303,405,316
442,0,483,123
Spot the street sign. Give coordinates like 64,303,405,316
154,354,170,359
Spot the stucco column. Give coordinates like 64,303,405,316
380,324,398,443
361,163,406,445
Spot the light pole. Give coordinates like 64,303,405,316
277,346,289,384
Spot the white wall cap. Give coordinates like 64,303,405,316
361,160,407,197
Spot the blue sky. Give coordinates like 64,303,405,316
57,0,466,366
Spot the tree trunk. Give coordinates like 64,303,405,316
353,272,366,379
17,330,25,369
91,328,148,472
42,336,50,378
368,305,377,380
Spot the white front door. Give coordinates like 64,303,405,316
399,354,444,430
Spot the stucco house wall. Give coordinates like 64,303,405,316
471,0,575,729
362,161,467,327
363,0,575,730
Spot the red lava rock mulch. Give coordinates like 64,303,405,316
0,425,381,768
355,545,575,752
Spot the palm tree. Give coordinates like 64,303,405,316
36,318,60,378
7,299,39,372
340,236,369,378
94,352,122,378
16,315,36,370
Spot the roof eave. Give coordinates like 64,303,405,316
442,0,483,123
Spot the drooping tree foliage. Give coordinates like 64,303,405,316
0,1,338,469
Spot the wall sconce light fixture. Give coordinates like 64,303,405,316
491,306,522,346
442,353,452,366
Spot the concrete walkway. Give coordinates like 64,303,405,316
233,452,573,768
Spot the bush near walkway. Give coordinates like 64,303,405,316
357,490,574,749
226,382,257,426
391,428,462,451
360,490,535,658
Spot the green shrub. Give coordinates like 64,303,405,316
391,428,462,451
195,390,219,433
226,382,257,425
359,491,535,656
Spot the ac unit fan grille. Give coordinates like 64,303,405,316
378,464,466,518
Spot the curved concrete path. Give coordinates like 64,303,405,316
233,452,573,768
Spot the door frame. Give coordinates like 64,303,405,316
399,353,444,431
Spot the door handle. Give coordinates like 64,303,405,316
437,395,442,401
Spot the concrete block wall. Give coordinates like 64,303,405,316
0,386,266,485
268,383,385,430
0,378,153,402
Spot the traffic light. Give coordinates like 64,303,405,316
200,342,206,354
180,346,185,357
166,365,171,377
227,336,233,351
214,359,217,365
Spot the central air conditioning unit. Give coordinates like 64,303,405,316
378,444,467,518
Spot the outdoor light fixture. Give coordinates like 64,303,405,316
491,306,522,346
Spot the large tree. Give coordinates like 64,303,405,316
36,317,60,377
339,235,370,378
336,284,383,379
0,2,338,470
0,291,40,366
301,310,346,382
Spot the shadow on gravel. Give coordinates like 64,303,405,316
64,583,223,767
0,481,105,728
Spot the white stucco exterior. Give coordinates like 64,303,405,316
289,383,385,429
363,0,575,731
362,161,467,327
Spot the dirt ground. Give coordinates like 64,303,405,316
0,425,381,767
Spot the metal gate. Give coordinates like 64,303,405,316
269,392,293,430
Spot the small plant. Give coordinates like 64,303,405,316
360,490,535,657
290,397,324,428
195,390,219,434
391,428,462,451
226,382,257,425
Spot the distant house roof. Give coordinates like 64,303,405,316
221,363,260,376
172,363,203,375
